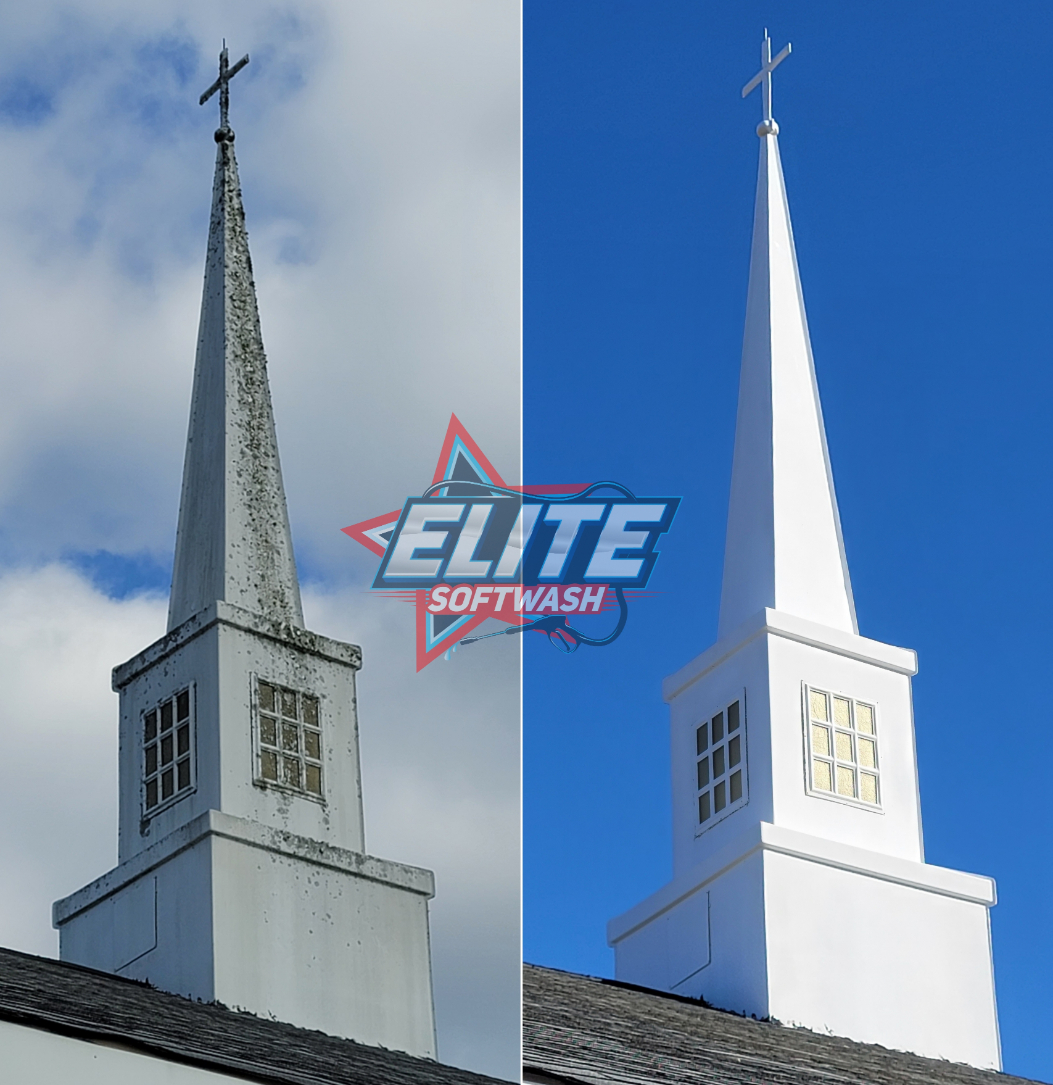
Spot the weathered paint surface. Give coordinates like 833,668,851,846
54,124,438,1060
168,130,303,631
55,810,437,1058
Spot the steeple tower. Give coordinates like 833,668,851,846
53,48,436,1059
608,34,1001,1070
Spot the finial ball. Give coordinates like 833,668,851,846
756,119,779,137
214,127,235,143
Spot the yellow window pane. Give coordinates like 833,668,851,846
836,766,856,797
811,724,830,756
856,703,874,734
835,731,853,762
860,773,878,804
833,697,851,727
810,691,828,721
812,759,832,791
858,737,876,768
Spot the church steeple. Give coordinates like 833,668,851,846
168,47,303,631
608,35,1000,1070
718,31,855,639
54,47,436,1059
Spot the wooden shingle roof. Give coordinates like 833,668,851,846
0,945,507,1085
523,964,1045,1085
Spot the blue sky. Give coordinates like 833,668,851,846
523,3,1053,1079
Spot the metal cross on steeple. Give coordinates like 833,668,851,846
200,43,250,132
741,30,791,135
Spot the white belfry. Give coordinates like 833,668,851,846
52,50,437,1059
608,35,1001,1069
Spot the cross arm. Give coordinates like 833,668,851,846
741,42,791,98
199,53,250,105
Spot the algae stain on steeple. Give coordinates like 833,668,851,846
168,50,303,631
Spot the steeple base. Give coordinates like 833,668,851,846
608,821,1000,1069
53,601,438,1059
54,810,437,1058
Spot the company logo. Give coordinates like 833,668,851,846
344,415,679,670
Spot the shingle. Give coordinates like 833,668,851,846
523,964,1045,1085
0,946,507,1085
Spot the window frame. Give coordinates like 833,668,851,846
141,684,196,819
802,683,883,813
693,692,749,836
251,675,326,804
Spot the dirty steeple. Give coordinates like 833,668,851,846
168,45,304,631
55,45,437,1058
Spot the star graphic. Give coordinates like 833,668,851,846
344,414,579,670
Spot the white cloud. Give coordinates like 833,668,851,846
0,566,164,951
0,0,521,567
0,2,519,1079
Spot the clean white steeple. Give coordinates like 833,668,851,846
719,31,855,639
608,35,1001,1070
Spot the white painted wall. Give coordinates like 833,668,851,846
610,609,1001,1070
210,831,435,1053
56,810,436,1057
764,849,999,1067
0,1020,251,1085
610,823,1000,1069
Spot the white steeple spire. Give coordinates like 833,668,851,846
718,32,856,639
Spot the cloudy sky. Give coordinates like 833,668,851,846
0,1,519,1079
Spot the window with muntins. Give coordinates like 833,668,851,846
255,679,324,799
143,688,194,814
696,697,747,829
805,686,880,807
